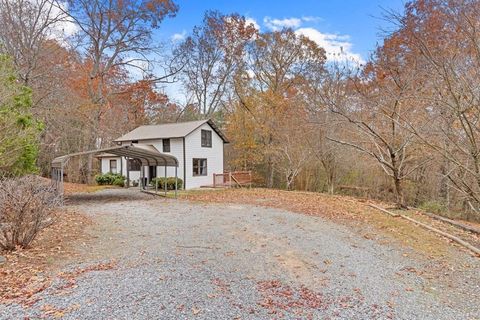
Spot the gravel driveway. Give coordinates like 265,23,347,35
2,189,479,319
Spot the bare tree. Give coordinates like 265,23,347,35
234,29,326,188
390,0,480,214
174,11,256,117
58,0,179,105
268,98,314,190
0,0,67,86
306,121,339,194
53,0,179,179
323,50,429,208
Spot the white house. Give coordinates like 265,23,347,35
97,119,228,189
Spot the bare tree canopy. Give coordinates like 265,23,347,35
0,0,67,86
174,11,257,116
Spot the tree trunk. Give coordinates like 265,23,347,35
321,156,336,195
327,182,334,195
267,158,274,188
394,177,407,209
326,168,335,195
87,153,94,184
285,172,294,190
439,158,450,210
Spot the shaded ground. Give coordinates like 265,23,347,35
1,188,479,319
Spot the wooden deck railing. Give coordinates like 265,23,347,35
213,171,252,188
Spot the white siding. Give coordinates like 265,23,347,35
150,138,184,181
185,123,224,189
100,157,121,174
101,156,141,186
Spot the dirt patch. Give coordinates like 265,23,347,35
232,226,316,282
0,209,92,305
274,250,317,282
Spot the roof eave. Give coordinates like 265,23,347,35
206,119,229,143
113,136,185,143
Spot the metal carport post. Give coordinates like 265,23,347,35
164,163,167,196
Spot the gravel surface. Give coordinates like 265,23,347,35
1,189,479,319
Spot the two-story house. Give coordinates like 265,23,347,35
97,119,228,189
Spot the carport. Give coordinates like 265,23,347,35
51,144,179,197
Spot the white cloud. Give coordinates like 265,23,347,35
295,27,365,65
171,30,187,42
263,17,302,31
30,0,79,46
262,16,324,31
245,17,260,31
301,16,322,23
260,15,364,65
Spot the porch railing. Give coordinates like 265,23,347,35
213,171,252,188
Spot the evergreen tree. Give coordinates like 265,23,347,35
0,55,42,175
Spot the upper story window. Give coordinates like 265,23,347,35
201,129,212,147
163,139,171,152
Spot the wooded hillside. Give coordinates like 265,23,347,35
1,0,479,221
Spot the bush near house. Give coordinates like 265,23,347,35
0,175,62,250
150,177,183,190
95,173,126,186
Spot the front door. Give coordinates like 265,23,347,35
148,166,157,183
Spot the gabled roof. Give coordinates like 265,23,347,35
114,119,229,143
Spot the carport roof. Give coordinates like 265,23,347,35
51,145,178,168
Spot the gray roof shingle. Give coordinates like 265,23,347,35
114,119,228,143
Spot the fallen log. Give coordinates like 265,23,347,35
369,205,480,257
368,204,400,217
412,209,480,235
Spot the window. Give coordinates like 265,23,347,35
163,139,170,152
131,140,138,144
109,159,117,174
201,130,212,147
128,159,141,171
193,158,207,176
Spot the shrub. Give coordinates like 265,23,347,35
0,175,62,250
95,173,125,186
150,177,183,190
112,177,126,187
419,201,446,214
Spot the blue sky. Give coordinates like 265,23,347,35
158,0,407,64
